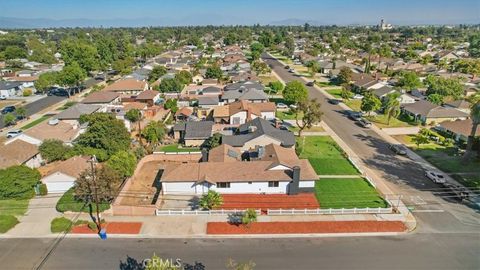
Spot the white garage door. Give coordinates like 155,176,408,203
46,182,75,194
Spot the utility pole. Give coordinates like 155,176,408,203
89,155,102,233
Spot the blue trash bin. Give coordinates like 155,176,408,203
99,229,107,240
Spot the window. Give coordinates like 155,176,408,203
217,182,231,188
268,181,279,187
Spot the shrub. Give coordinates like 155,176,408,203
22,88,32,96
51,217,73,233
241,209,257,226
199,190,223,210
0,166,41,200
0,215,19,233
39,183,48,196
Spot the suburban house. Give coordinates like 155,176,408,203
160,143,317,195
173,121,214,147
103,79,148,95
221,87,269,104
10,119,83,146
55,103,103,125
213,100,276,125
437,119,478,142
81,91,121,105
402,100,469,124
40,156,90,193
0,140,42,169
175,107,193,121
5,76,38,91
444,100,471,114
0,81,22,97
135,90,161,106
222,118,295,151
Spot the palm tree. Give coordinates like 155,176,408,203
384,92,401,125
125,109,143,146
464,101,480,162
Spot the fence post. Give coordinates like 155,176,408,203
366,207,369,213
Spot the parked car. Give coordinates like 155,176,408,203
0,95,6,100
352,94,364,99
306,81,315,87
328,99,341,105
389,144,407,155
48,88,69,97
356,118,372,128
288,68,295,73
276,103,288,109
1,105,16,114
425,171,446,184
289,104,298,109
6,129,22,138
347,111,362,121
284,65,290,69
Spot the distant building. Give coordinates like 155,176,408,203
379,19,393,30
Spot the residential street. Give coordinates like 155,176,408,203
0,96,66,129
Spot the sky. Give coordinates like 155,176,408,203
0,0,479,26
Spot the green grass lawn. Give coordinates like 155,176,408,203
56,188,110,213
269,97,292,106
276,110,303,120
0,215,19,233
325,89,343,99
414,146,479,174
258,75,278,86
20,115,51,130
0,199,29,216
159,144,200,153
51,217,73,233
315,178,388,209
366,114,417,128
452,174,480,189
344,99,362,112
297,136,359,175
316,81,339,87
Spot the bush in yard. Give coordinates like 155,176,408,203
51,217,73,233
39,183,48,196
106,150,137,178
0,215,19,233
199,190,223,210
3,113,16,126
0,166,41,200
241,209,257,226
22,88,32,97
39,139,73,163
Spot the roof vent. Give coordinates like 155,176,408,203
248,125,257,133
48,118,59,126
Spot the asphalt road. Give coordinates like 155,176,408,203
0,95,66,128
0,233,479,270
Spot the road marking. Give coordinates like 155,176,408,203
411,209,445,213
411,196,427,205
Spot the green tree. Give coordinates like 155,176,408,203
283,80,308,104
250,42,264,61
57,62,87,92
163,99,178,114
199,190,223,210
3,113,16,126
15,106,26,119
0,166,41,199
294,99,323,137
142,121,167,146
76,113,131,157
383,92,401,125
424,75,464,100
464,101,480,161
267,81,284,94
205,65,223,79
397,71,422,90
203,133,222,150
60,39,98,72
341,83,353,101
3,45,27,59
74,165,122,208
175,70,192,85
337,67,352,84
34,72,58,93
106,151,137,178
39,139,73,163
158,78,183,93
148,66,167,83
125,108,143,144
251,61,271,75
427,93,444,105
360,92,381,115
412,132,429,148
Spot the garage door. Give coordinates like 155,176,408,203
46,182,75,194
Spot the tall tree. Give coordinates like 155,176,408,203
464,101,480,161
294,99,323,137
283,80,308,104
383,92,401,125
360,91,381,116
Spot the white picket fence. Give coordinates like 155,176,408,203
152,151,202,155
267,207,393,215
155,209,261,216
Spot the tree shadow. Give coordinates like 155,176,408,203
119,256,144,270
188,196,200,210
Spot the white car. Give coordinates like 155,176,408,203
352,94,364,99
0,95,6,100
425,171,446,184
289,104,298,109
6,129,22,138
276,103,288,109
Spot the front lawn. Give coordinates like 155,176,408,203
366,114,417,128
0,215,19,233
315,178,388,209
51,217,73,233
0,199,29,216
452,174,480,189
20,115,51,130
276,110,302,120
325,88,343,99
159,144,200,153
344,99,362,111
56,188,110,213
316,81,339,87
414,146,479,174
297,136,359,175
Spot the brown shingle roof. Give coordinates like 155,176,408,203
103,79,147,92
135,90,159,100
208,144,241,162
81,91,120,104
24,120,80,143
0,140,38,169
41,156,90,179
440,119,479,137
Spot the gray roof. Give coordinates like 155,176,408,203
221,88,268,101
201,86,222,94
224,81,264,92
184,121,214,139
372,86,395,98
403,100,469,118
173,122,186,131
55,104,101,120
198,96,220,106
0,81,22,90
222,118,295,148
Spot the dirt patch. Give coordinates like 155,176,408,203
207,221,406,235
217,193,319,210
71,222,142,234
118,160,164,206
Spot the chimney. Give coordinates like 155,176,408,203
289,166,300,195
201,148,208,162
